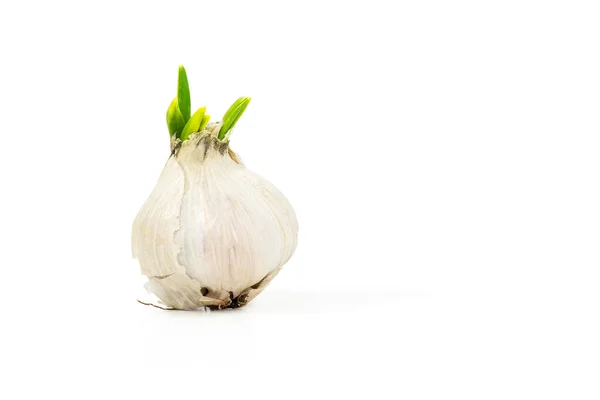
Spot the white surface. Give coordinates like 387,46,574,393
0,1,599,399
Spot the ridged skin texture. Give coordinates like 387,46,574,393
132,131,298,309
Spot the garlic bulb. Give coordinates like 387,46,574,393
132,124,298,309
132,67,298,309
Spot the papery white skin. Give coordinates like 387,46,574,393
132,125,298,309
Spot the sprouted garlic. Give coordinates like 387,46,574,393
132,66,298,310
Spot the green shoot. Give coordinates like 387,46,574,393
177,66,191,122
199,114,210,131
166,97,185,138
180,107,206,141
221,97,247,125
219,97,251,140
165,66,251,142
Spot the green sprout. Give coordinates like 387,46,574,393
166,97,185,138
165,66,249,142
180,107,206,141
200,114,210,131
177,66,191,122
219,97,251,140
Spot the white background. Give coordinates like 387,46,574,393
1,1,599,398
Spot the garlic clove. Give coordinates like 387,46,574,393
173,134,297,297
132,156,184,278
